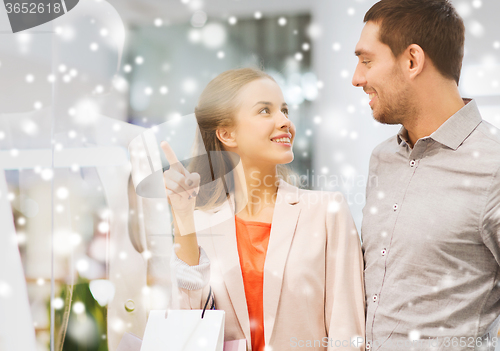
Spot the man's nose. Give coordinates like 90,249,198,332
352,65,366,87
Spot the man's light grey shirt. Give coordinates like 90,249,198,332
362,99,500,351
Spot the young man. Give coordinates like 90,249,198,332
352,0,500,350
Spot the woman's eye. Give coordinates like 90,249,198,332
362,60,370,65
259,107,270,114
282,109,289,116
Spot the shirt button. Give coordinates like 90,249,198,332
366,341,371,350
381,248,387,256
410,160,416,167
393,204,398,211
373,294,378,302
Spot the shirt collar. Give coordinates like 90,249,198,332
396,126,410,146
396,98,483,150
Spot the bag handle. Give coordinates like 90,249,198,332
201,286,215,319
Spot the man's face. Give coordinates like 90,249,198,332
352,21,416,125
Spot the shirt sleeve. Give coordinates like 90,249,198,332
481,165,500,265
170,246,212,310
325,192,366,351
170,246,211,290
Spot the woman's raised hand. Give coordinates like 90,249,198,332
160,141,201,221
161,141,200,263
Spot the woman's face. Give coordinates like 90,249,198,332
229,78,295,167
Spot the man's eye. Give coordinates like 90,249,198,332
362,60,370,65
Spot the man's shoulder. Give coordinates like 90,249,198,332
474,120,500,151
371,134,399,158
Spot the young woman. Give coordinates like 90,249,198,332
162,68,365,351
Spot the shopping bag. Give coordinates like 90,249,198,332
223,339,247,351
117,332,143,351
140,309,225,351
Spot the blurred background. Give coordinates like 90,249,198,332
0,0,499,350
116,0,500,227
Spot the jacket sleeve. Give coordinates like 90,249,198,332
170,246,212,309
324,192,366,351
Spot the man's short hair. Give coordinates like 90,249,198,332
364,0,465,84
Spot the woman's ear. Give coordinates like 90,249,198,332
404,44,425,80
216,127,237,149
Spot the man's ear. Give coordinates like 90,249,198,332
403,44,425,80
216,127,237,149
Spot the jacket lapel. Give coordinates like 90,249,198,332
209,196,252,343
208,180,302,347
263,180,301,345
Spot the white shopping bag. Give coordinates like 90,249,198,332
117,332,143,351
223,339,247,351
140,309,225,351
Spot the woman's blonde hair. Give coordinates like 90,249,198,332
188,67,297,210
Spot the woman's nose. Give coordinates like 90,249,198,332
278,112,291,129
